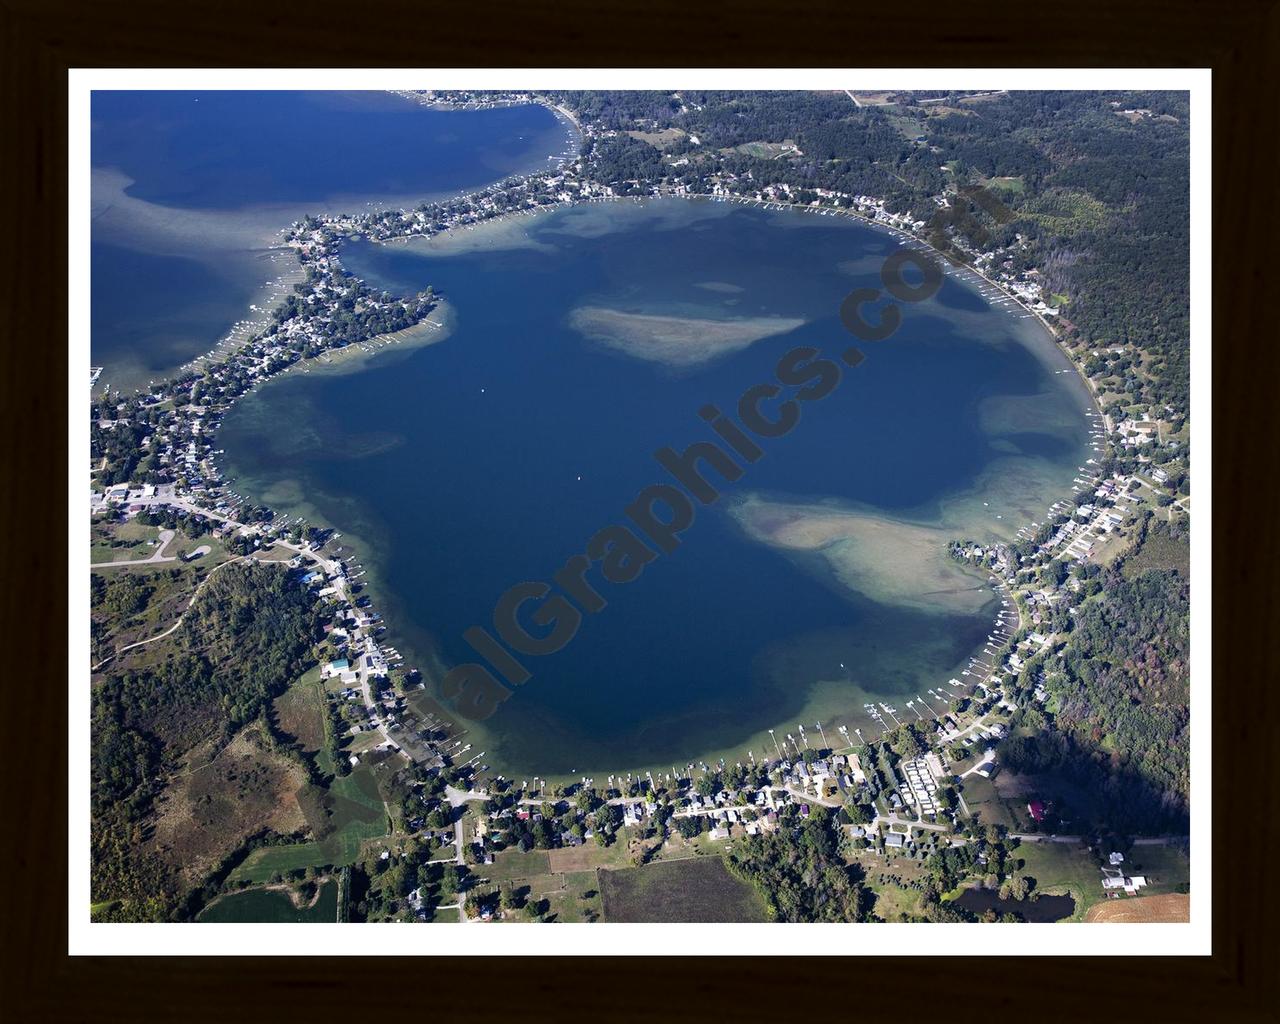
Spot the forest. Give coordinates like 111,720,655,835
91,561,325,920
725,805,872,922
1000,564,1190,834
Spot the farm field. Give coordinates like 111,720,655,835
1084,893,1190,923
229,767,389,883
1123,529,1191,579
599,856,770,923
198,880,338,923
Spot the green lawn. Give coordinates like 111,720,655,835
1013,841,1105,921
1123,843,1191,894
869,880,925,921
482,848,551,882
89,519,159,561
959,774,1017,828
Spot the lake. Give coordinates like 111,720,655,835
953,885,1076,922
90,91,575,391
219,197,1095,777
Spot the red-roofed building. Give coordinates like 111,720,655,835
1027,800,1046,823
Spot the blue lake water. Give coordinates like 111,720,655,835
90,92,574,390
219,198,1094,776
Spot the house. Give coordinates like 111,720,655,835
1027,800,1047,823
1109,851,1125,866
1102,867,1148,895
884,832,906,849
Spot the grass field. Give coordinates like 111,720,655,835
1013,841,1106,920
90,519,233,570
470,848,605,922
868,880,926,921
90,518,159,561
1123,843,1191,892
484,848,551,881
273,666,334,776
732,139,800,159
598,856,771,923
626,127,686,149
960,774,1018,828
984,175,1026,195
1123,530,1191,579
1026,188,1109,233
197,880,338,923
547,841,633,873
228,768,389,882
1092,528,1138,567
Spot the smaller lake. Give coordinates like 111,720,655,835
953,886,1075,922
197,881,338,923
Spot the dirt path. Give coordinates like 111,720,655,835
91,556,247,671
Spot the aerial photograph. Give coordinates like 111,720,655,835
85,83,1195,931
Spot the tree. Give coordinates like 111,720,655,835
998,874,1031,902
845,801,873,825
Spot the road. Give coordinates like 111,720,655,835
1009,833,1185,846
91,529,177,567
